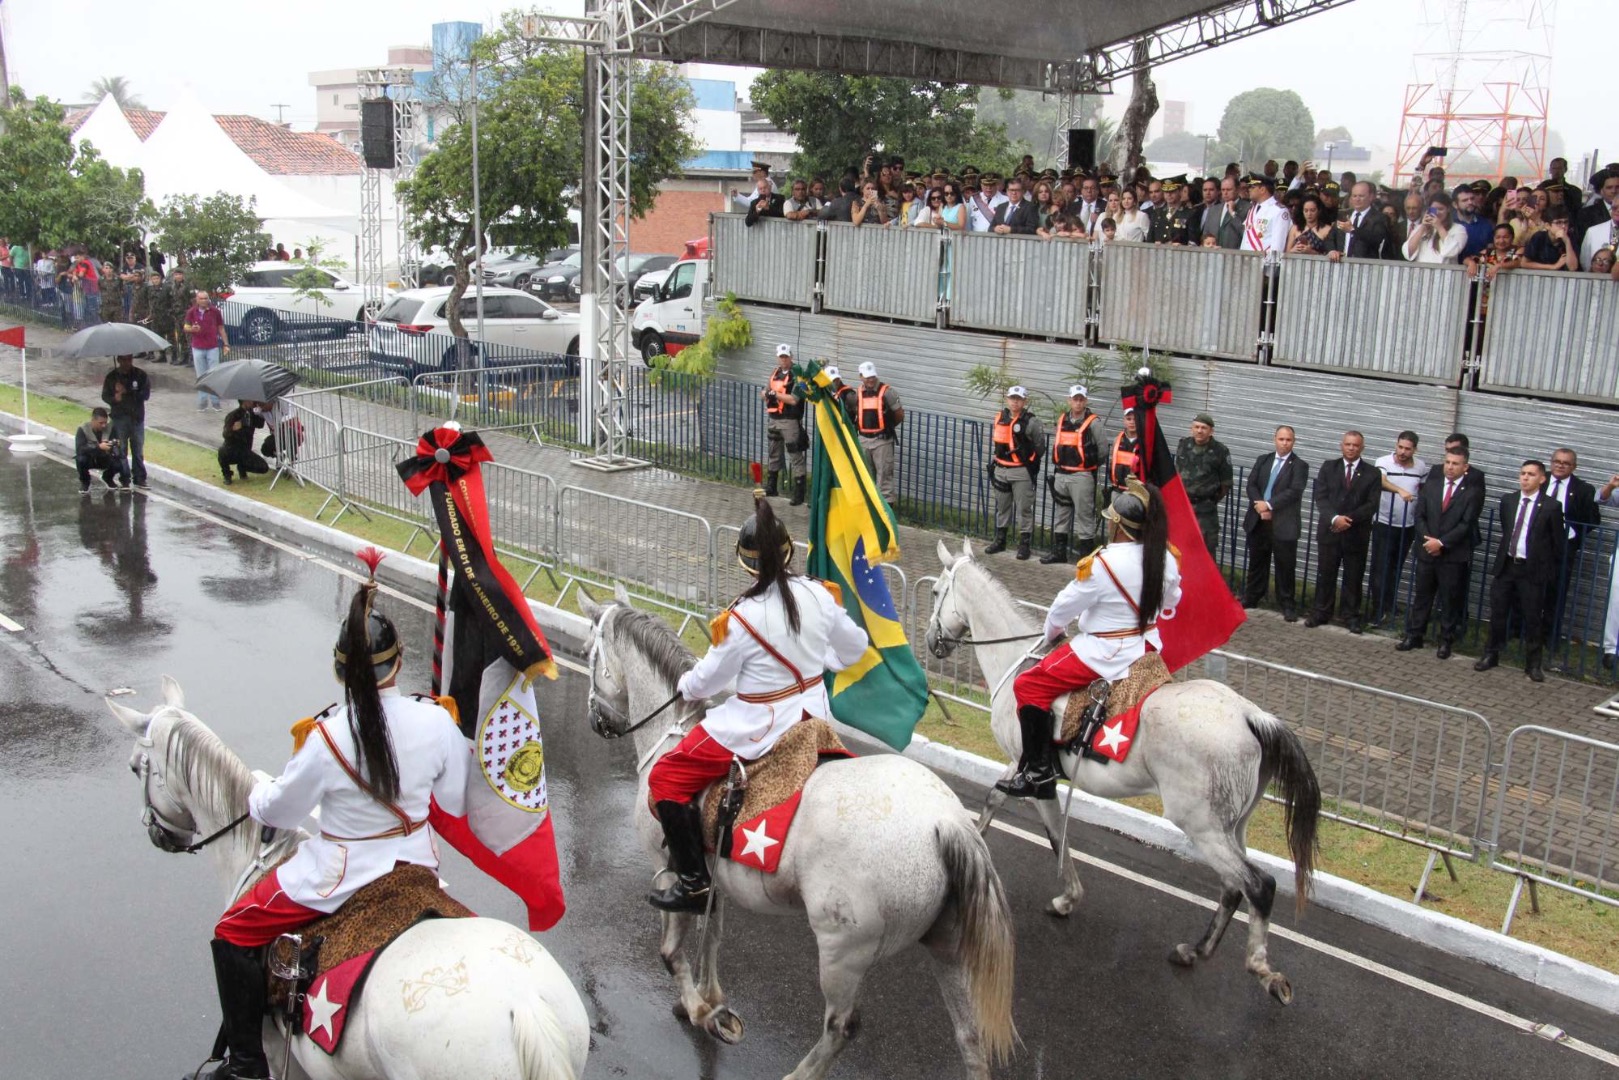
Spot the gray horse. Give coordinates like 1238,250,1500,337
925,539,1320,1004
580,587,1017,1080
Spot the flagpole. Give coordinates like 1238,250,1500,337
7,328,46,453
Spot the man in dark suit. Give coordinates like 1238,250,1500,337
1572,170,1617,251
989,177,1040,236
743,177,785,226
1476,460,1565,682
1242,425,1310,620
1334,182,1394,260
1188,177,1220,240
1538,447,1600,646
1389,191,1425,261
1399,448,1484,658
1202,176,1249,249
817,174,860,223
1306,431,1382,632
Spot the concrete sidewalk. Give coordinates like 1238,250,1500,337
2,318,1614,746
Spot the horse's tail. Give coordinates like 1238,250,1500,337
1245,708,1321,915
936,816,1019,1065
513,997,577,1080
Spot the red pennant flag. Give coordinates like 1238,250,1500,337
1122,373,1245,671
0,326,25,348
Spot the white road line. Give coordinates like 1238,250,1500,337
989,818,1619,1069
0,612,22,633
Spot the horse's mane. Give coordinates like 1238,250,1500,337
164,712,253,824
613,606,697,688
963,558,1038,628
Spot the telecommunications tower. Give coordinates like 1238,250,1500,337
1392,0,1555,185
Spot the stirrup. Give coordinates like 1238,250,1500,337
995,765,1057,800
649,874,712,914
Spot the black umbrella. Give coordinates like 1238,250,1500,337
195,358,300,402
57,323,170,359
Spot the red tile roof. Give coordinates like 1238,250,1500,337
65,105,361,177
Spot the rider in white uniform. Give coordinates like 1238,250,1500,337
999,478,1182,799
200,559,471,1080
646,497,868,912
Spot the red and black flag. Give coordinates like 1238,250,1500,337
1122,374,1245,670
398,425,565,930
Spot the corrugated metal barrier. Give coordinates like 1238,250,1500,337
950,233,1092,340
710,213,819,308
1272,256,1471,384
821,221,942,325
1478,269,1619,403
1098,242,1265,361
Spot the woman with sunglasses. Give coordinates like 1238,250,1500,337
1403,191,1468,264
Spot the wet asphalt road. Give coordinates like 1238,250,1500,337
1,451,1617,1080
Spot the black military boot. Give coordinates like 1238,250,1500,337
790,475,807,507
1039,534,1069,565
648,800,713,914
200,939,271,1080
1074,535,1100,559
1015,532,1033,560
984,528,1008,555
764,471,780,497
995,705,1058,800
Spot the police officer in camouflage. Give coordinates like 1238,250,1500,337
1042,384,1101,564
761,343,808,505
986,386,1046,560
166,269,193,366
1175,411,1234,558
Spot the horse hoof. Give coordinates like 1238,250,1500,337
1168,944,1198,968
672,1000,691,1023
1046,897,1074,918
1265,973,1294,1005
706,1006,745,1045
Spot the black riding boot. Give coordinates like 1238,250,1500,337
648,800,713,914
995,705,1058,800
1015,532,1033,560
984,528,1008,555
203,938,270,1079
765,470,780,497
1039,534,1069,565
789,475,807,507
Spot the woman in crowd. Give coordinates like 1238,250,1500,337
1287,195,1337,255
1114,188,1150,243
1403,191,1468,264
1590,247,1617,276
1032,181,1057,231
936,183,967,232
851,179,892,227
1466,223,1522,317
895,182,920,227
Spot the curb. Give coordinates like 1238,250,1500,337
7,406,1617,1018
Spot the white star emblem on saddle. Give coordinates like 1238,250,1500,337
738,821,780,864
1096,720,1130,754
306,980,343,1040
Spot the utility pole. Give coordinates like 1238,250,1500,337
270,103,289,124
0,0,13,111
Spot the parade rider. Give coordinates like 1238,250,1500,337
199,558,470,1080
647,497,868,913
997,478,1182,800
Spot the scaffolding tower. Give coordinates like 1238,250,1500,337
356,68,422,314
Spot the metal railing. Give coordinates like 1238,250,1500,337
710,214,819,308
1477,269,1619,404
1098,242,1268,361
952,232,1091,340
554,485,714,632
821,221,943,324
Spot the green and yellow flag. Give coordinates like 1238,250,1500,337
799,363,930,749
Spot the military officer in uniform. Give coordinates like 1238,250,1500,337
853,361,903,505
986,385,1046,560
98,259,126,323
1150,176,1193,244
144,271,175,363
1175,411,1233,558
1043,384,1102,565
761,343,808,505
167,269,193,366
1107,408,1142,499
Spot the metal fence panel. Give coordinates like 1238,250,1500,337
1272,256,1469,384
1098,243,1264,361
555,485,713,609
710,213,818,308
821,222,942,324
1479,269,1619,403
951,234,1091,340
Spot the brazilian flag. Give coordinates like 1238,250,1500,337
799,362,930,749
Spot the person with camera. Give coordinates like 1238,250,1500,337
75,407,129,493
1403,191,1468,264
219,400,270,485
100,353,151,490
985,386,1046,560
761,344,808,505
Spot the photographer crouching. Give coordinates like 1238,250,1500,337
75,407,130,493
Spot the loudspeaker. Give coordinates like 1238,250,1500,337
360,99,396,169
1067,128,1097,171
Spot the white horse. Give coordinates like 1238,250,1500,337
579,588,1016,1080
109,676,590,1080
924,539,1321,1004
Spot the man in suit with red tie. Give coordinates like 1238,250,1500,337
1306,431,1382,633
1242,425,1310,621
1475,461,1565,682
1399,447,1484,658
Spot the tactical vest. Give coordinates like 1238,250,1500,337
1109,433,1141,489
1052,412,1098,473
992,409,1030,467
766,369,799,418
857,384,891,436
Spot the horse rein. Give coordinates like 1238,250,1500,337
137,749,251,855
929,559,1046,648
585,607,685,740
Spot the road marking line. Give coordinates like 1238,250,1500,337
988,818,1619,1068
0,611,22,632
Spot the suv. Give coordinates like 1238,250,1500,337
367,286,582,378
222,261,377,345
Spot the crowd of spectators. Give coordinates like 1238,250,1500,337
737,153,1619,279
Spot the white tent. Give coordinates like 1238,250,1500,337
74,97,148,170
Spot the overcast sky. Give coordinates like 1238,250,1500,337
3,0,1607,176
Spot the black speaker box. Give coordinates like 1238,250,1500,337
1067,128,1097,170
361,99,396,169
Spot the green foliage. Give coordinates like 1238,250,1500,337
1143,131,1214,170
652,293,750,384
284,238,349,308
963,359,1061,416
749,72,1017,181
1112,343,1176,386
1214,88,1315,168
1070,350,1105,389
399,15,697,338
152,193,269,294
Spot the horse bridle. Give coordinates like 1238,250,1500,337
927,558,1044,656
585,606,683,742
135,739,249,856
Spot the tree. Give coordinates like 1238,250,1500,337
749,72,1016,182
1216,89,1314,167
1117,42,1159,172
399,16,697,338
1143,131,1212,169
85,76,145,111
62,146,151,256
0,91,148,253
1314,125,1352,150
152,193,268,294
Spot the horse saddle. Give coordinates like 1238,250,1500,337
695,718,853,874
1056,652,1171,766
265,863,473,1055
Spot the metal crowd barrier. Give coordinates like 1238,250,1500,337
553,485,713,633
1478,268,1619,404
951,232,1091,340
710,214,819,308
1097,242,1267,362
412,363,578,445
1487,725,1619,931
821,221,943,324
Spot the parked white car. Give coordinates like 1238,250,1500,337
221,260,380,345
367,286,582,378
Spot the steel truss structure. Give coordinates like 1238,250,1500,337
356,69,422,314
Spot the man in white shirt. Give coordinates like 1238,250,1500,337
781,179,823,222
1578,200,1619,270
1369,431,1431,627
731,161,775,213
967,172,1008,233
1240,174,1291,253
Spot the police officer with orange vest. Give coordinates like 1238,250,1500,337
1107,407,1143,500
853,361,903,504
761,343,808,505
1042,384,1101,564
986,385,1046,559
